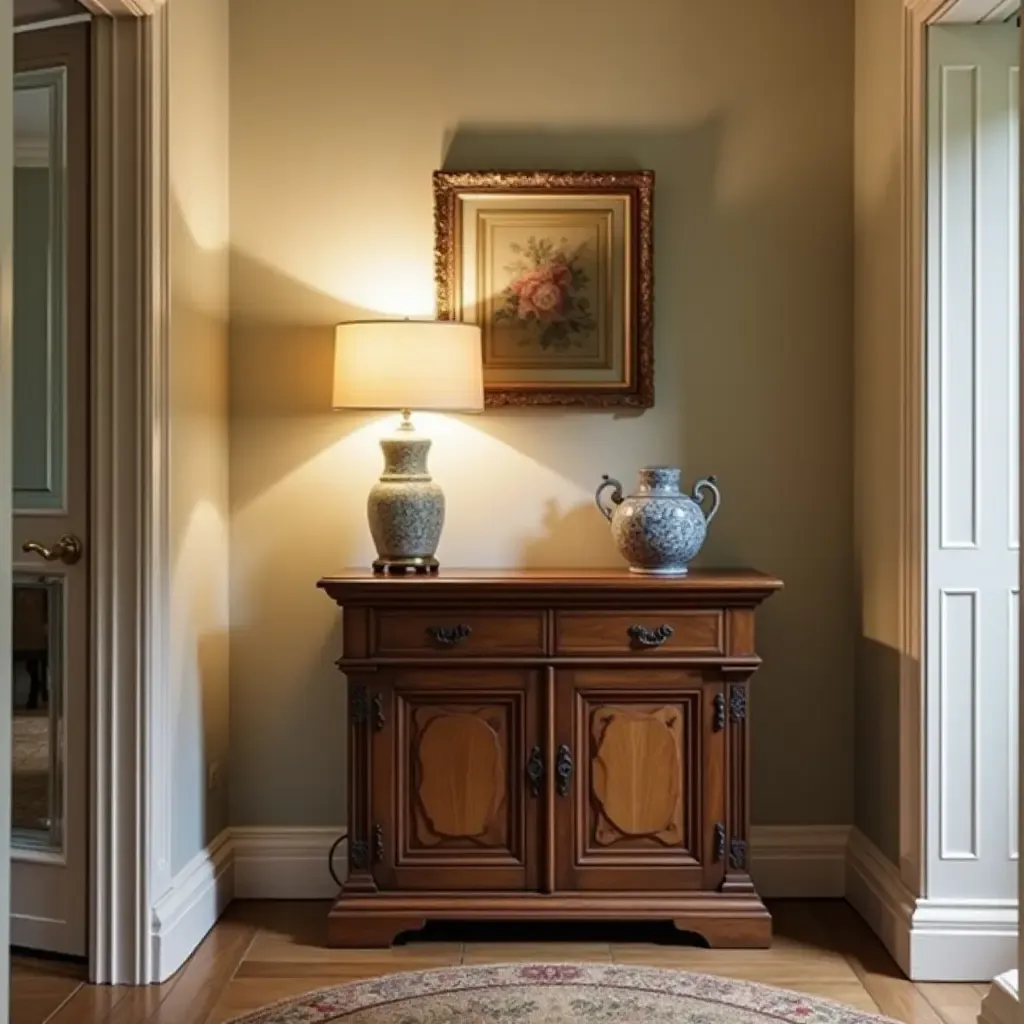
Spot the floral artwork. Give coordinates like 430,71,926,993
493,236,597,353
434,170,655,408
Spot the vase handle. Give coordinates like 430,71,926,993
595,475,624,523
692,475,721,525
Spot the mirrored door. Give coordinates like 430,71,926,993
11,21,89,958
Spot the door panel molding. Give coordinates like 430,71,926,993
12,65,67,513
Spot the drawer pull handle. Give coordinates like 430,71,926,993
526,745,544,798
556,744,574,797
428,624,472,646
627,624,674,647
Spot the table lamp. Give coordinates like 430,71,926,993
332,319,484,575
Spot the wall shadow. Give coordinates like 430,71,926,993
228,99,855,828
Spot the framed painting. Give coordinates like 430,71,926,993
433,170,654,408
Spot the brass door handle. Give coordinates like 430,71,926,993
22,534,83,566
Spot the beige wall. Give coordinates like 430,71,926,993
228,0,856,828
168,0,231,873
853,0,905,865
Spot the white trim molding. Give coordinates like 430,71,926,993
847,829,1018,981
748,825,851,899
234,827,347,900
150,830,233,983
145,827,345,980
89,7,171,985
139,824,1015,981
981,971,1020,1024
227,825,840,902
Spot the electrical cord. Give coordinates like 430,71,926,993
327,832,346,888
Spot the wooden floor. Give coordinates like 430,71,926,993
11,900,988,1024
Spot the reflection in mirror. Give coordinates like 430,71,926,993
14,69,66,512
11,575,64,849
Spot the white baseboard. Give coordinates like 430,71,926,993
847,827,1018,982
846,827,918,971
150,828,234,983
233,826,346,899
980,970,1019,1024
749,825,851,898
225,825,842,902
145,824,1019,987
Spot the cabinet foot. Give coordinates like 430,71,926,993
673,904,771,949
327,910,426,949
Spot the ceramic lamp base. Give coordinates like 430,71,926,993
366,412,446,574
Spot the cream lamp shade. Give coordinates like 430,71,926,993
332,319,484,412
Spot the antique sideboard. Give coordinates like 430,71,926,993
317,568,782,948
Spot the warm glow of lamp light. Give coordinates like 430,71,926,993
331,319,484,576
332,320,483,413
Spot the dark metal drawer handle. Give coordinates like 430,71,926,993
526,745,544,798
428,624,472,646
627,624,674,647
556,744,574,797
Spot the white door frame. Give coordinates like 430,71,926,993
896,0,1018,900
81,0,170,985
897,0,1024,988
0,0,174,994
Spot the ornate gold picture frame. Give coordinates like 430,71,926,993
434,170,654,408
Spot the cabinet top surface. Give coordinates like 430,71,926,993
317,568,783,604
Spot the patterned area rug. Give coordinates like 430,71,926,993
226,963,897,1023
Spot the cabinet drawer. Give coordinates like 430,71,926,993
372,609,547,656
555,610,724,656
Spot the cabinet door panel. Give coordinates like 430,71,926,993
373,669,541,891
555,669,724,892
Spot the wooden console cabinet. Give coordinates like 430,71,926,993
317,568,782,949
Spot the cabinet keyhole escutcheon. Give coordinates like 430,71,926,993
526,745,544,798
556,744,574,797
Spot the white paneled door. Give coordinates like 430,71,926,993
927,25,1021,909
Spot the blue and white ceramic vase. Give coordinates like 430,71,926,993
595,466,720,576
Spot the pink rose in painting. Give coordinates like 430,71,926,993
528,281,563,315
512,263,568,322
510,267,546,297
493,236,595,351
549,261,571,289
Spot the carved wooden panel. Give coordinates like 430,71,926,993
555,669,715,892
410,703,510,849
372,669,540,891
591,704,686,847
